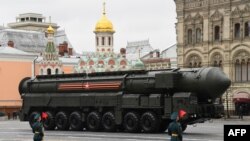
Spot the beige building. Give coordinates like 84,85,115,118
141,49,171,70
174,0,250,114
8,13,59,32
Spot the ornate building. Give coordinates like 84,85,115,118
74,2,140,73
174,0,250,114
39,25,63,75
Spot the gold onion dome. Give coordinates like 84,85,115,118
94,2,115,33
47,25,54,34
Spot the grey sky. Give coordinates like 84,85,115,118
0,0,177,53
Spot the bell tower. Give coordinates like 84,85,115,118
94,2,115,54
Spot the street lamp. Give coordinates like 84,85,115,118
226,88,230,118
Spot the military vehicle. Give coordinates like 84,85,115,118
19,67,231,133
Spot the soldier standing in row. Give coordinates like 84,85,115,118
167,112,183,141
238,105,244,120
32,114,44,141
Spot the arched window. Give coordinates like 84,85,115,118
102,37,105,45
96,37,99,46
55,68,59,74
196,28,201,43
120,60,127,65
98,60,104,65
188,29,193,44
219,60,222,68
245,22,250,37
108,37,111,46
235,59,241,82
234,23,240,39
187,55,202,68
47,68,51,75
234,52,250,82
80,61,85,66
214,61,218,67
89,60,94,66
242,59,247,82
189,62,192,68
108,60,115,65
214,26,220,41
211,54,223,69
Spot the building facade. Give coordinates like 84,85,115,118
0,46,37,116
141,49,171,70
126,39,154,61
39,25,63,75
161,44,177,68
174,0,250,114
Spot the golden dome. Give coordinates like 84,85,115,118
95,14,115,33
94,2,115,33
47,25,54,34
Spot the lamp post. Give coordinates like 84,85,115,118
226,88,230,118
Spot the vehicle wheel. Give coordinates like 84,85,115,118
69,111,83,131
55,111,69,130
102,112,116,132
181,124,187,132
43,111,55,130
140,111,160,133
87,111,102,131
29,111,40,128
123,112,140,133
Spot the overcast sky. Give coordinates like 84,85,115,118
0,0,177,53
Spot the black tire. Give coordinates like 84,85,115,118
140,112,160,133
69,111,83,131
102,112,116,132
29,111,40,128
181,124,187,132
55,111,69,130
87,111,102,131
43,111,55,130
123,112,140,133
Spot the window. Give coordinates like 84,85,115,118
242,59,247,82
89,60,94,66
188,29,193,44
38,18,43,22
245,22,250,37
235,59,250,82
234,23,240,39
214,26,220,41
212,54,223,69
55,69,59,74
187,55,202,68
108,60,115,65
196,28,201,43
108,37,111,46
47,68,51,75
102,37,105,45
